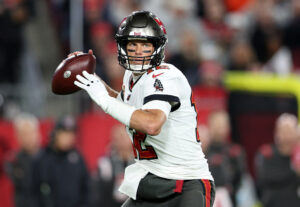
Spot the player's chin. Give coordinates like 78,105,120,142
129,61,151,65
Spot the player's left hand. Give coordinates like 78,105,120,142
74,71,109,111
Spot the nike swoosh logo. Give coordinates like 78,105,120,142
152,72,164,78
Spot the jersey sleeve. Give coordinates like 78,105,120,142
142,100,171,117
143,70,181,112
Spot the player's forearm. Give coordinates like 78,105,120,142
99,96,166,136
129,109,166,136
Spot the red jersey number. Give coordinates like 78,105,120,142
132,130,158,160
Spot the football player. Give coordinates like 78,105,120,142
74,11,215,207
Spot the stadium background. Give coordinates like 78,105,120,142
0,0,299,206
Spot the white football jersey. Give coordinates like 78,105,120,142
120,63,213,181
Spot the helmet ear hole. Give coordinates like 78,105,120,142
118,38,128,53
115,11,167,72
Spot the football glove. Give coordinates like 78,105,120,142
74,71,109,111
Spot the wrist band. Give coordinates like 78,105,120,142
103,97,136,126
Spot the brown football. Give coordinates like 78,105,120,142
52,53,96,95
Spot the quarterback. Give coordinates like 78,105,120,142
74,11,215,207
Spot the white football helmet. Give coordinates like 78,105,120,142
115,11,168,72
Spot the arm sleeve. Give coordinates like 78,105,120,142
142,100,171,117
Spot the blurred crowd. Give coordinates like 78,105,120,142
1,111,300,207
0,0,299,118
0,0,300,207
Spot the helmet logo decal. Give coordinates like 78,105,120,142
154,79,164,91
118,17,127,28
154,17,167,34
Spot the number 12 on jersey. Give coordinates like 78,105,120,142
130,129,158,160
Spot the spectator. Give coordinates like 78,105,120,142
205,110,248,206
0,0,35,84
249,0,293,75
284,0,300,71
250,0,276,64
5,113,41,207
141,0,204,54
106,0,141,27
168,29,202,86
201,0,235,56
199,60,224,87
192,60,227,125
32,115,90,207
262,31,292,75
254,113,300,207
90,124,134,207
89,21,114,82
84,0,106,25
47,0,70,55
227,39,259,71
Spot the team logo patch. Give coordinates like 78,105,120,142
154,79,164,91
